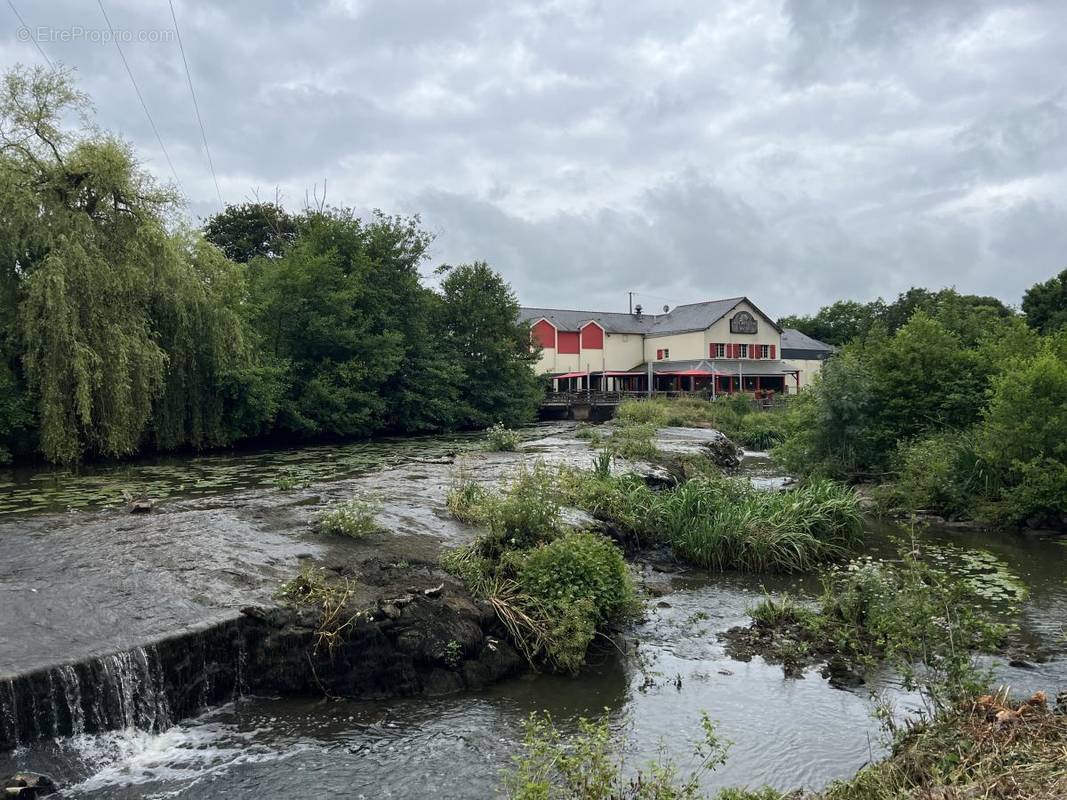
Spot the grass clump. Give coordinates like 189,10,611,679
614,396,789,452
316,496,382,538
277,565,360,654
605,421,660,462
557,467,862,572
486,422,522,451
661,478,862,573
442,466,635,673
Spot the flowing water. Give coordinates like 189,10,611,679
1,433,1065,798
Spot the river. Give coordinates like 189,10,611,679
1,428,1064,798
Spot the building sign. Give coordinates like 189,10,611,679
729,311,758,334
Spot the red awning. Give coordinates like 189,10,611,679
601,371,644,377
553,371,590,379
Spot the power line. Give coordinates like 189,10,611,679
6,0,55,70
96,0,182,191
168,0,223,207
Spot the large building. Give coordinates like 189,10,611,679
519,297,833,395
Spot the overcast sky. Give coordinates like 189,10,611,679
2,1,1065,317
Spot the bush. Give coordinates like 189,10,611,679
996,457,1067,528
486,422,522,451
513,530,634,625
888,430,990,519
316,497,382,538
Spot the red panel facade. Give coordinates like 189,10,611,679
531,319,556,349
557,331,580,354
580,322,604,349
770,344,776,359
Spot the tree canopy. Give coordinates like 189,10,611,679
1022,268,1067,334
0,65,543,464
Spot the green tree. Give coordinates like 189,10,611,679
438,262,543,428
1,64,276,462
1021,268,1067,334
202,201,300,263
779,299,884,346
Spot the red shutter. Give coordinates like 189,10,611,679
770,344,776,359
657,349,663,360
753,345,761,360
709,343,714,358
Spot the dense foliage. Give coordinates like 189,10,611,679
0,65,539,464
779,287,1014,347
777,282,1067,528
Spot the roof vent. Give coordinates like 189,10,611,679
634,304,643,319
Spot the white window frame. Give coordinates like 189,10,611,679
760,344,770,359
739,344,748,359
714,343,725,358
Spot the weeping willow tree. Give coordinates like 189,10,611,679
0,65,277,463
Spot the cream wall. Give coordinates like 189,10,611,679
533,347,582,375
642,330,706,362
783,358,824,392
602,333,644,371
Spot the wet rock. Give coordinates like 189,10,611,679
655,601,672,609
4,772,57,798
822,656,865,689
1009,658,1036,670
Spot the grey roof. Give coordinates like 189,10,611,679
520,297,781,336
518,307,656,334
780,328,834,353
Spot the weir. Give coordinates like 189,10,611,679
0,618,246,752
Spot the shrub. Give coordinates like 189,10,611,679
316,497,382,538
486,422,522,451
605,421,660,462
513,530,634,625
889,430,989,519
996,457,1067,528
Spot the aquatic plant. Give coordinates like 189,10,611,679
502,711,740,800
273,469,311,490
316,497,382,538
486,422,522,452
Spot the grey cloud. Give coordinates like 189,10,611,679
1,0,1065,314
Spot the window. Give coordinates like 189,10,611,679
760,344,770,359
662,348,670,359
739,344,748,358
712,342,725,358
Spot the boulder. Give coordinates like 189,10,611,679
4,773,57,798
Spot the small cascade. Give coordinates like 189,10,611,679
0,618,245,751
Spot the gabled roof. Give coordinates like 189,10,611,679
780,328,834,353
518,307,656,334
519,296,781,337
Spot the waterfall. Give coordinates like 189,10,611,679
1,618,245,752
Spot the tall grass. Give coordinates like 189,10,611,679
559,467,862,572
656,478,862,572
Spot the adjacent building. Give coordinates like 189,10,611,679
519,296,833,395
